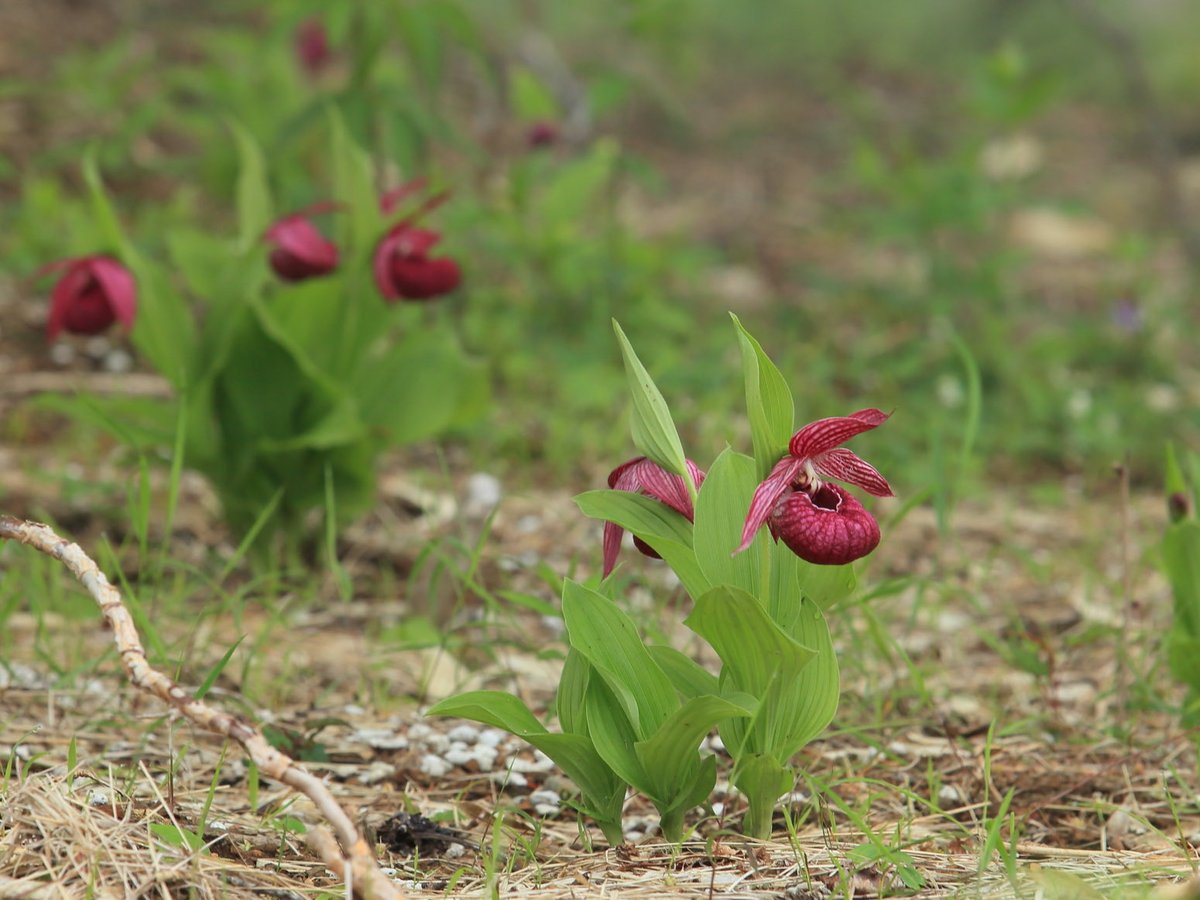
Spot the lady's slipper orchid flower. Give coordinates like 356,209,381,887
265,206,339,282
41,255,137,342
294,17,332,77
373,224,461,301
736,409,893,565
527,121,560,149
603,456,706,577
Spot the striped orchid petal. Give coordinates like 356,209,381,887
813,447,893,497
788,408,890,459
735,456,805,554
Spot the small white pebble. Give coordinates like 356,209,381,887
102,349,133,373
515,514,542,534
540,615,565,636
491,769,527,788
407,723,433,741
507,755,555,775
445,842,467,859
418,754,451,778
447,724,479,744
444,748,476,767
88,789,110,807
624,830,643,842
463,473,502,518
342,704,366,716
938,785,963,806
49,342,75,366
887,741,912,757
356,761,396,785
208,820,230,832
786,791,809,806
354,728,409,751
84,336,111,358
529,789,560,807
533,804,559,817
423,733,450,754
477,729,506,748
472,746,498,772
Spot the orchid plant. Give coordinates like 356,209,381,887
1163,445,1200,732
37,117,485,556
430,316,894,842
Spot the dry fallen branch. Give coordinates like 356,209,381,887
0,514,402,900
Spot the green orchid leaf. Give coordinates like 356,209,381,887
612,320,688,479
562,580,677,738
1168,632,1200,691
229,120,273,254
657,753,719,843
692,449,767,594
83,155,195,386
584,675,650,796
82,151,134,262
794,559,858,610
770,598,840,754
353,334,474,444
427,691,625,839
574,490,709,598
769,545,857,619
426,690,547,735
635,694,749,803
676,754,719,820
329,109,383,256
731,313,794,480
648,646,719,700
556,648,591,736
732,752,793,839
685,584,815,698
1164,521,1200,636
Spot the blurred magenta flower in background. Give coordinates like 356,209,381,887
527,121,560,149
373,225,461,301
40,255,137,342
294,17,332,78
265,205,339,281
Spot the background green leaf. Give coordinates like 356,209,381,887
229,119,273,253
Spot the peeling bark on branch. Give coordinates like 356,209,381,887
0,515,402,900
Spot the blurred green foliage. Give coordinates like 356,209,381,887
2,0,1197,519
